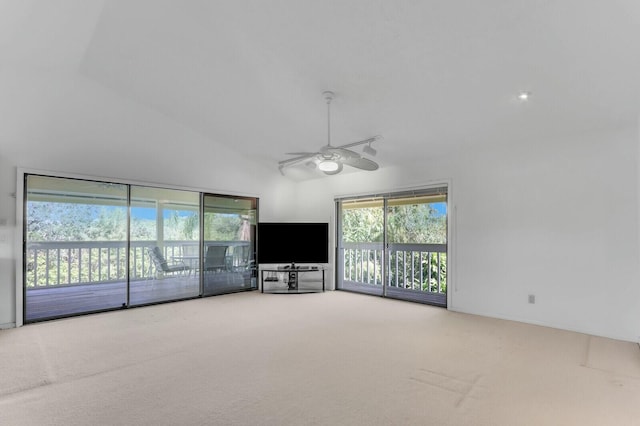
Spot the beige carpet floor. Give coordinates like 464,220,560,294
1,291,639,425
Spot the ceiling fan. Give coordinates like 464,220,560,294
279,91,380,176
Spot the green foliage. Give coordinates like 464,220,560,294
28,203,108,241
163,211,199,240
96,207,127,241
27,246,128,287
342,207,383,243
387,251,447,293
342,203,446,244
182,213,199,240
387,204,446,244
130,217,156,240
203,213,242,241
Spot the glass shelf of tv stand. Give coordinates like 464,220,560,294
260,267,325,294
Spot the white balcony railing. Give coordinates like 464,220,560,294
343,242,447,294
25,240,249,288
27,240,444,292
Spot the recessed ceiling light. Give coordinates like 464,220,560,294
517,91,530,101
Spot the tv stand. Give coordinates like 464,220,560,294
277,264,316,271
261,267,325,293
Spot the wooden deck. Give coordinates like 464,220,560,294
25,272,256,322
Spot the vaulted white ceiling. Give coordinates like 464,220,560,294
1,0,640,180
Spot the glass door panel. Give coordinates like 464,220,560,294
337,198,385,296
202,194,257,296
24,175,128,321
129,186,200,305
386,194,447,306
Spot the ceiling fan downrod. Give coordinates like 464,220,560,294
323,91,334,147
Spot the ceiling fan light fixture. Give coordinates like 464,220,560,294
363,143,377,157
322,162,343,175
318,159,340,172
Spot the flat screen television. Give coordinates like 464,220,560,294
258,222,329,264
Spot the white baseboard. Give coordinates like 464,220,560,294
0,322,16,329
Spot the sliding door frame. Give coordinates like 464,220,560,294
335,181,453,308
15,167,259,326
335,197,385,296
201,192,258,296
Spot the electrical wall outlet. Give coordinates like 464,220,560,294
528,294,536,304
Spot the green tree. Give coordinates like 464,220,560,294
342,207,383,242
387,203,446,244
27,202,100,241
203,213,242,240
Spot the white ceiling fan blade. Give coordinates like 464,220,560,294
327,147,379,171
334,136,381,151
278,152,317,167
285,152,317,156
326,146,364,161
342,156,379,171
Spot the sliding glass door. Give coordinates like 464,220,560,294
23,174,258,322
25,175,129,321
202,194,257,296
385,193,448,306
129,186,200,306
337,198,385,296
337,187,448,307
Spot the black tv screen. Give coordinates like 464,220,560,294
258,222,329,264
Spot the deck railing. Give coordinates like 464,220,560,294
25,240,247,288
343,242,447,294
27,240,444,292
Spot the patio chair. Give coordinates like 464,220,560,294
147,246,190,278
232,244,255,272
204,245,231,272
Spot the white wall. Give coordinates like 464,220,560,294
293,126,640,342
0,154,17,328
